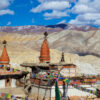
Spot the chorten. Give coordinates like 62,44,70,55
60,52,65,63
39,32,50,63
0,40,10,65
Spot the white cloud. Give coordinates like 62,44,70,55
7,21,11,25
38,0,76,3
57,20,66,24
0,9,14,15
0,0,10,9
69,0,100,26
44,10,68,19
94,19,100,26
30,0,71,19
31,1,70,13
0,0,14,16
70,17,90,26
76,0,90,4
30,0,100,26
72,4,97,14
70,13,100,26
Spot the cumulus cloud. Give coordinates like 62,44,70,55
0,9,14,15
0,0,10,9
94,20,100,26
30,0,100,26
38,0,76,3
72,4,97,14
0,0,14,16
30,0,71,19
31,1,70,13
44,10,68,19
57,20,66,24
70,13,100,26
69,0,100,26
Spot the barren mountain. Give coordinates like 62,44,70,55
0,25,100,75
0,24,99,34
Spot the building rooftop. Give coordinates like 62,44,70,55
20,62,76,68
20,62,50,68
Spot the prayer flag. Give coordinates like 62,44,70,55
8,94,11,98
5,94,8,98
64,78,70,84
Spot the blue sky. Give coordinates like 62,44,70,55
0,0,100,27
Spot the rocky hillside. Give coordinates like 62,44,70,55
0,24,99,34
0,25,100,75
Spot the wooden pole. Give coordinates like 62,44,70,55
63,81,68,100
37,79,41,100
49,84,51,100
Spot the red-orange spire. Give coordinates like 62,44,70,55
39,32,50,63
0,40,10,65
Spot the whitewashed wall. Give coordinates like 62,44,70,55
0,80,5,88
51,85,96,97
11,79,16,87
60,68,76,77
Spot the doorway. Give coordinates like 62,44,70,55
5,78,12,87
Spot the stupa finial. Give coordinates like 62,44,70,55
61,51,65,62
2,40,7,47
44,31,48,38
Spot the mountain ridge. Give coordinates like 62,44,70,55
0,28,100,75
0,23,99,34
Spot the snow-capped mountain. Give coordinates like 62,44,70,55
0,24,99,34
